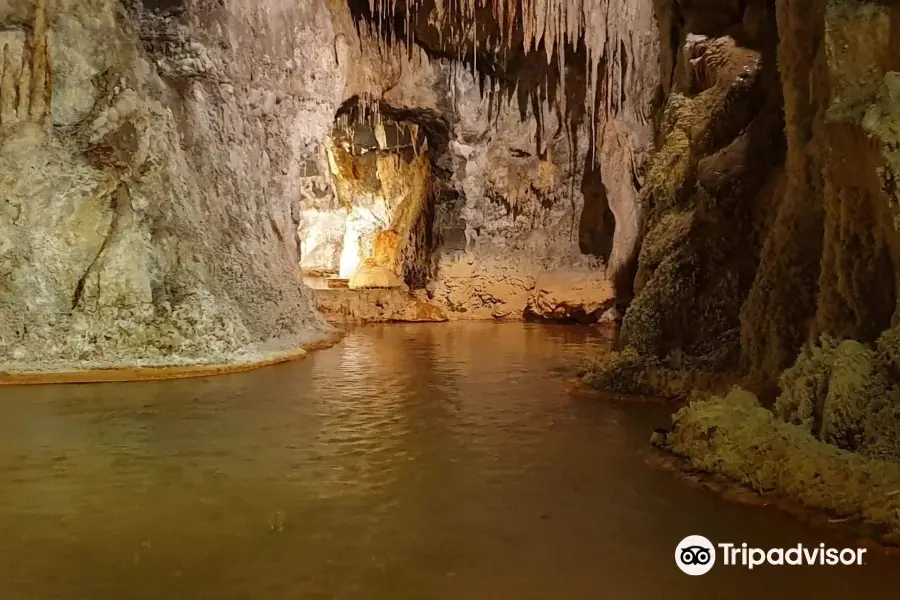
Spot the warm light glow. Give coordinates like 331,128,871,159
321,119,434,287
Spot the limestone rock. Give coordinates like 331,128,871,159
315,289,447,323
348,264,407,290
526,270,616,322
1,0,362,370
299,208,347,275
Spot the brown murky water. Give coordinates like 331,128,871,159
2,322,899,599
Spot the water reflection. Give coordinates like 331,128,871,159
0,322,898,599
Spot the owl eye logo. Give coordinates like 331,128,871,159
680,546,712,565
675,535,716,575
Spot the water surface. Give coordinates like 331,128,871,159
1,323,899,599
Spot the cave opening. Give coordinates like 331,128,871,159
300,96,451,294
578,159,615,264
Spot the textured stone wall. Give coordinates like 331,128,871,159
296,53,615,319
297,0,663,321
625,0,900,542
742,0,900,382
620,0,784,372
0,0,384,371
591,0,900,389
427,65,601,319
0,0,670,374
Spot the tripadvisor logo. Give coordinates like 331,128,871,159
676,535,716,576
675,535,867,575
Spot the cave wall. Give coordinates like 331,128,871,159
296,49,438,280
14,0,898,381
742,0,900,382
427,64,602,319
658,2,900,533
296,47,616,319
614,0,900,390
2,0,668,373
0,0,394,370
299,0,664,321
617,0,784,371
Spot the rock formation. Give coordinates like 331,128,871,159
575,0,900,542
0,0,374,372
3,0,653,374
294,0,661,322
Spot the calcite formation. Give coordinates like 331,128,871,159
609,0,900,541
0,0,51,130
298,32,636,320
353,0,661,291
315,288,448,323
323,123,434,290
525,270,615,322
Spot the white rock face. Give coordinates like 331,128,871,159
299,208,347,274
424,67,601,318
339,207,382,279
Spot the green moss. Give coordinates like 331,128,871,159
876,326,900,378
773,335,839,431
668,389,900,536
580,346,737,399
623,254,697,357
861,389,900,462
639,210,695,270
821,339,880,451
580,347,660,395
773,335,888,453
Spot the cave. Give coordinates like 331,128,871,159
4,0,900,594
299,96,446,293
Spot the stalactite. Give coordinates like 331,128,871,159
356,0,629,166
522,0,534,54
16,55,30,119
41,41,52,129
0,44,17,125
536,0,547,59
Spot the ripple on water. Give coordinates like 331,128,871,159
1,322,899,599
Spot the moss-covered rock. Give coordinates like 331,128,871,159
580,346,738,399
820,340,880,451
668,388,900,537
861,389,900,463
622,255,695,357
773,336,840,431
774,336,886,453
580,347,660,395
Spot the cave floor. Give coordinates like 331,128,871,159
1,322,899,598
